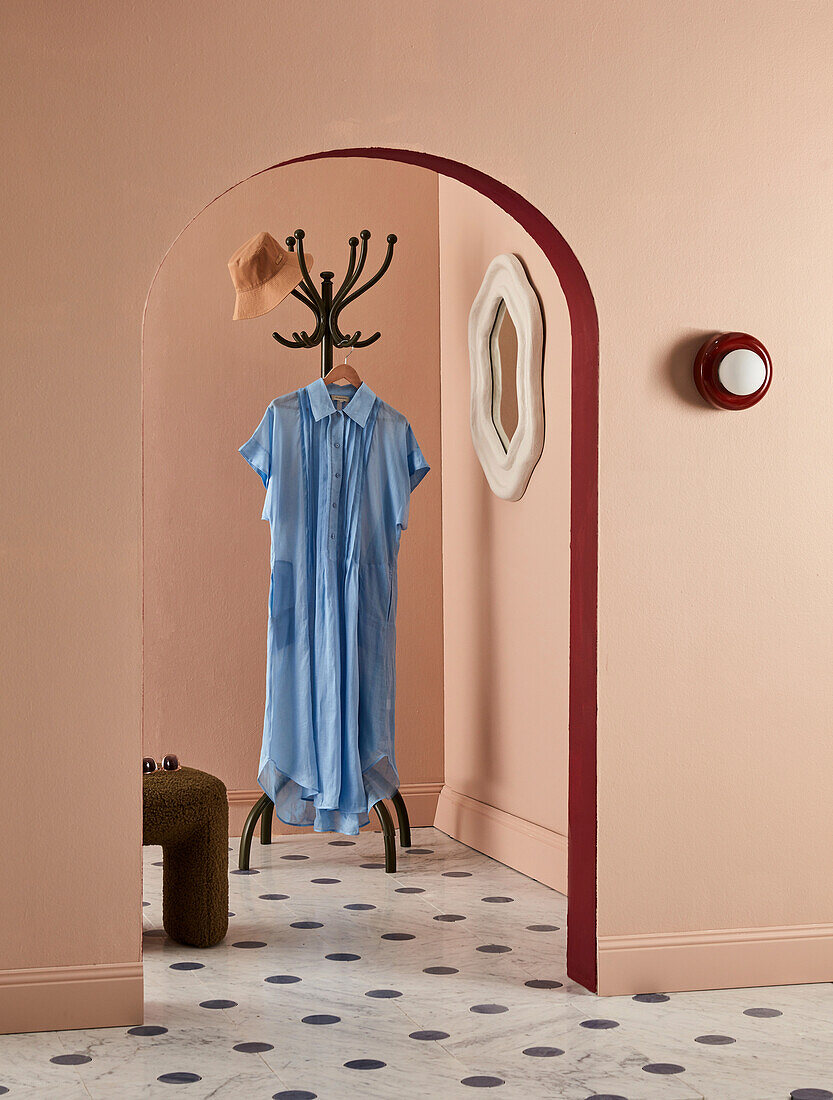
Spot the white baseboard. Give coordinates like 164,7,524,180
433,785,567,895
228,781,443,839
0,962,143,1035
598,922,833,995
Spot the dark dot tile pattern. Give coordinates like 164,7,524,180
230,868,259,875
129,832,829,1098
0,1088,8,1095
50,1054,92,1065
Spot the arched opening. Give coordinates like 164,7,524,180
143,147,599,991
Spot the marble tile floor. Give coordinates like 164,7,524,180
2,828,833,1099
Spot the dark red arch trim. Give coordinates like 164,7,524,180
258,147,599,991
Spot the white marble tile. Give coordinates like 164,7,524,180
5,828,833,1099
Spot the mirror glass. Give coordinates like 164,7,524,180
489,299,519,451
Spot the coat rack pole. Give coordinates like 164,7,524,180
320,272,334,378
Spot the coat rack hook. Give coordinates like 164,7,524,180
271,228,396,377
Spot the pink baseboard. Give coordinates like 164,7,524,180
0,962,143,1035
433,785,568,895
598,922,833,996
227,781,443,839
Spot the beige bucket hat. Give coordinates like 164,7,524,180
228,231,312,320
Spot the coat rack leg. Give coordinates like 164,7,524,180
390,789,411,848
260,798,273,845
373,799,396,873
239,792,271,870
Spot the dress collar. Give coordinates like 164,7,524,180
305,377,376,427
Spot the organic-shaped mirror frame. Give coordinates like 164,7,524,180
469,253,544,500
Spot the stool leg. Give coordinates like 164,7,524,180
391,789,411,848
373,799,396,873
239,793,271,870
260,797,273,845
161,781,229,949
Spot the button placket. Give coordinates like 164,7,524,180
328,413,344,558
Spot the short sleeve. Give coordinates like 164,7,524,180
406,423,430,492
239,404,273,489
397,422,430,531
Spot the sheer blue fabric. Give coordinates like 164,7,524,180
239,378,429,834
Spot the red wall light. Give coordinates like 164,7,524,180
693,332,772,410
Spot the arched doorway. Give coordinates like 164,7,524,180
143,147,599,991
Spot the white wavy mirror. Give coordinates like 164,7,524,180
469,254,544,500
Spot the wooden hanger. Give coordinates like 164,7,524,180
324,348,362,389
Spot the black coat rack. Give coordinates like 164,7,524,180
238,227,412,874
273,228,397,378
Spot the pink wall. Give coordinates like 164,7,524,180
143,158,443,837
5,0,833,1028
435,177,572,894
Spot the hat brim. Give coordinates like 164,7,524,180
232,252,313,320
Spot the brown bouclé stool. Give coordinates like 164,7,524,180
143,766,229,948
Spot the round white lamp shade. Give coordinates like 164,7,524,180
693,332,772,410
717,348,768,396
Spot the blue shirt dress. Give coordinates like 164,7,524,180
239,378,430,834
